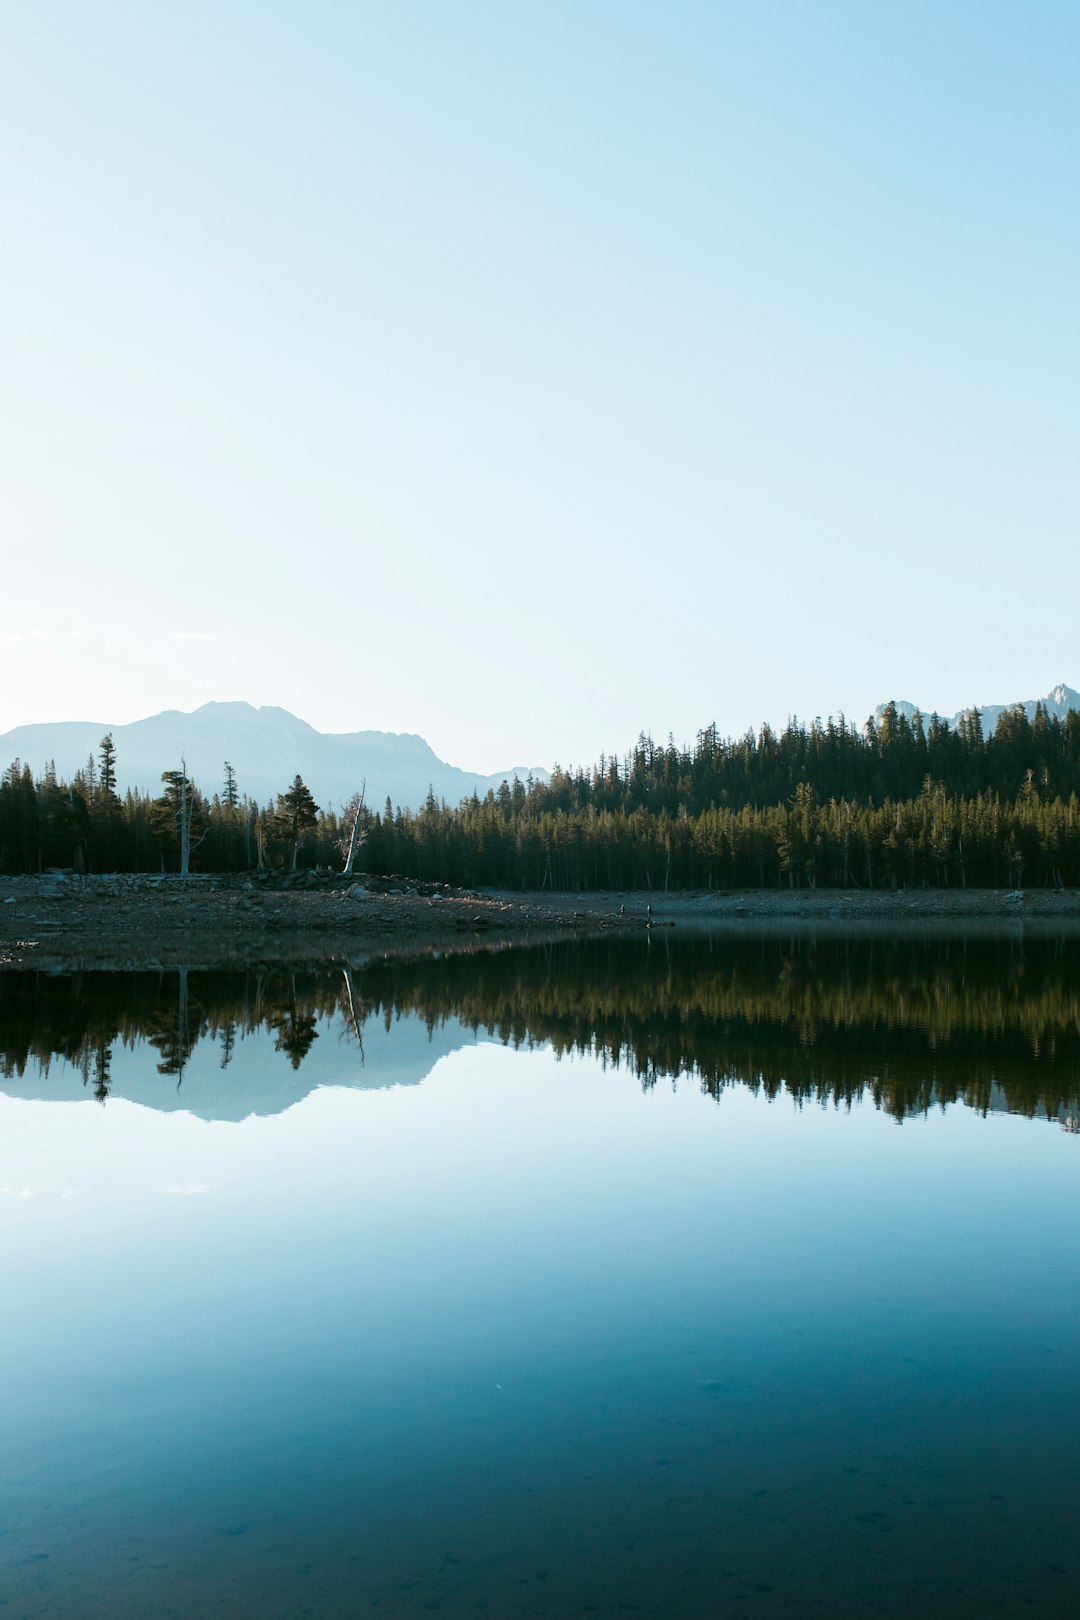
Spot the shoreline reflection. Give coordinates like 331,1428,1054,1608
2,934,1079,1126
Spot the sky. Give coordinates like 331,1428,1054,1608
2,1,1077,774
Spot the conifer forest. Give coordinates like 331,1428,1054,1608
5,701,1080,890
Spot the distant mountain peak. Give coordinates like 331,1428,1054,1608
0,703,550,811
875,683,1080,734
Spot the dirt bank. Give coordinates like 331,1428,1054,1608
2,871,1079,970
0,872,636,970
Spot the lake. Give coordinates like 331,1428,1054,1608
2,934,1079,1617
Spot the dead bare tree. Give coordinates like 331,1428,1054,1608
177,758,201,877
154,756,209,876
340,780,368,876
340,966,365,1065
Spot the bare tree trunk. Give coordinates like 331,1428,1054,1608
175,966,189,1088
342,781,367,875
177,757,208,876
179,759,191,877
341,967,365,1064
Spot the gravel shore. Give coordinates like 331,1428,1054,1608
0,872,633,970
3,870,1080,970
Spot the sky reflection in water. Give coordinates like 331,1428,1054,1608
2,937,1079,1618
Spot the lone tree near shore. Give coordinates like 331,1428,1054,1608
340,780,368,876
151,758,207,876
276,775,319,871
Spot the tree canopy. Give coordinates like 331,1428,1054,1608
4,702,1080,890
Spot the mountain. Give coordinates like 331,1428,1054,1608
0,1009,489,1123
0,701,548,811
875,683,1080,735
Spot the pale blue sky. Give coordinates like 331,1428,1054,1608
2,2,1077,771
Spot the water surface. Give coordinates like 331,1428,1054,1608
2,936,1079,1617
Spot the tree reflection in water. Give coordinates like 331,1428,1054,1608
2,933,1079,1123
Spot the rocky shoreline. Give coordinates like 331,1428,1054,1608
0,871,636,970
3,870,1080,970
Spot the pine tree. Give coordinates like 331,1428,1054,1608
99,733,118,800
276,775,319,871
151,760,207,875
223,762,239,810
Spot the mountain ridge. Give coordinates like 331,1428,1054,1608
0,701,548,813
875,682,1080,735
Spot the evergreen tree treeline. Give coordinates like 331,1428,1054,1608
4,939,1080,1123
5,702,1080,888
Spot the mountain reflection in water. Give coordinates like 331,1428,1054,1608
5,933,1080,1620
2,933,1079,1126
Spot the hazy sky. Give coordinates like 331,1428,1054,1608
2,2,1077,772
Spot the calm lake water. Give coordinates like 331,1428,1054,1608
2,934,1079,1618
